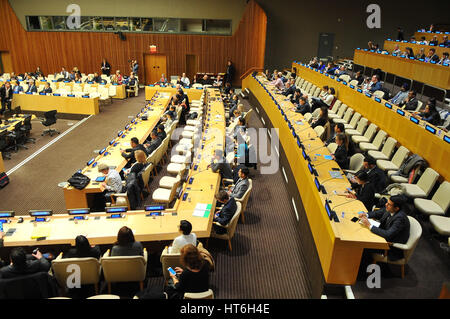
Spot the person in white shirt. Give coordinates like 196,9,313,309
213,75,223,87
168,220,197,254
271,73,285,91
98,163,123,202
180,73,190,87
392,44,401,55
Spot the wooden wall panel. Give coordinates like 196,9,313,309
0,0,267,86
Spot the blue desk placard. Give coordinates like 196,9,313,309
99,148,106,155
409,57,415,60
385,102,393,109
342,81,347,85
52,80,57,82
410,116,419,125
67,94,75,97
82,95,89,98
148,85,154,87
419,59,425,62
425,125,436,135
444,135,450,144
350,84,355,89
365,93,372,98
292,130,296,138
393,53,398,57
375,97,381,103
325,73,329,77
324,155,333,160
26,92,32,95
444,63,449,67
397,109,405,116
330,76,335,79
357,89,363,93
383,52,389,55
53,93,61,96
39,92,46,95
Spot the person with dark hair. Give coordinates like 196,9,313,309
425,48,440,63
390,83,409,105
101,58,111,76
429,35,439,46
228,167,250,199
353,71,365,86
0,81,13,115
63,235,101,259
0,247,51,279
325,122,345,146
224,60,235,86
416,47,426,60
346,171,376,211
404,47,415,59
350,155,387,194
111,226,143,256
365,75,382,94
294,96,311,115
438,52,450,65
400,90,419,111
290,88,302,105
397,27,404,41
333,133,349,169
144,131,162,156
39,82,52,94
209,149,233,180
98,163,124,204
213,190,237,234
157,124,167,140
441,36,450,48
359,195,410,261
416,100,441,126
311,106,329,129
121,137,148,167
311,87,335,111
231,117,246,140
166,244,210,299
282,78,296,97
168,220,197,254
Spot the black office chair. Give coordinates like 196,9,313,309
14,106,22,115
41,110,60,137
21,115,35,144
0,130,11,160
7,121,27,151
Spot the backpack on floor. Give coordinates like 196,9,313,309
0,172,9,188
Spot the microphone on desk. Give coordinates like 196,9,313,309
330,198,360,211
305,143,326,154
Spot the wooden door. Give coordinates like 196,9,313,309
186,54,197,82
144,54,167,85
0,52,13,74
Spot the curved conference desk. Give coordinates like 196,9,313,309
1,89,224,255
242,73,388,286
292,62,450,181
383,39,449,58
145,85,203,101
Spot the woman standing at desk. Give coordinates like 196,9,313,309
101,58,111,76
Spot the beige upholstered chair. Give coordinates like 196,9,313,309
303,113,313,122
373,90,385,99
152,179,181,205
368,137,397,161
235,179,252,224
372,216,422,279
51,254,101,294
327,143,338,154
210,202,242,251
100,249,148,293
184,289,214,299
344,112,362,130
349,80,359,87
429,216,450,237
344,153,365,175
328,103,347,121
333,108,354,125
167,163,186,176
359,130,387,151
159,174,182,189
328,100,342,116
400,168,439,199
345,117,368,137
376,146,409,172
160,246,183,284
414,182,450,217
352,123,377,145
313,126,325,140
87,294,121,299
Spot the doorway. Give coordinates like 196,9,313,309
185,54,197,83
144,54,167,85
0,52,13,74
317,33,335,60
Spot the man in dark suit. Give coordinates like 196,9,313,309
25,80,37,93
156,124,167,141
359,195,410,261
121,137,148,167
0,247,51,279
39,82,52,94
144,131,162,156
225,60,235,86
350,155,387,194
209,149,233,180
294,97,311,115
213,190,237,235
0,81,13,114
400,91,419,111
424,48,440,63
228,166,250,199
290,89,302,105
282,78,296,96
12,83,23,94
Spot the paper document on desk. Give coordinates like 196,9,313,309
329,171,343,179
31,226,51,239
193,204,212,218
368,219,381,228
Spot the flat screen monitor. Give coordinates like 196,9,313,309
105,207,128,213
385,102,393,109
397,109,405,116
29,210,52,217
410,116,419,125
0,211,15,218
425,125,436,135
68,209,90,215
444,135,450,144
145,205,165,212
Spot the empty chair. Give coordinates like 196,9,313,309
352,123,377,145
210,202,242,251
333,108,353,125
377,146,409,172
400,168,439,199
303,113,312,122
152,178,181,205
327,142,338,154
359,133,386,158
167,163,186,176
170,151,191,165
41,110,60,137
414,182,450,217
344,153,365,175
345,117,368,137
349,80,359,87
328,103,347,121
87,294,121,299
159,174,182,190
328,100,342,116
368,137,397,160
314,126,325,140
344,112,362,130
373,90,385,99
429,216,450,238
100,249,148,293
51,254,101,294
371,216,422,279
339,74,351,82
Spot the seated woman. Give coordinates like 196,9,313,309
311,106,329,129
168,220,197,254
166,244,210,299
311,87,335,111
415,99,441,126
110,226,143,256
345,171,376,211
332,133,349,170
63,235,101,259
123,150,147,182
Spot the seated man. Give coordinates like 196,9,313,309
271,73,285,91
290,88,302,105
334,65,348,77
364,75,382,94
164,105,178,121
180,73,190,87
126,74,138,97
438,52,450,65
213,191,237,235
0,82,13,114
399,90,419,111
213,75,223,87
156,124,167,141
0,247,51,279
121,137,148,167
39,82,52,94
349,155,387,194
424,48,440,63
144,131,162,156
25,80,38,93
209,149,233,180
294,96,311,115
98,163,124,203
359,195,410,261
390,83,409,105
282,78,296,96
227,166,250,199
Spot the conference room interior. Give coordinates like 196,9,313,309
0,0,449,301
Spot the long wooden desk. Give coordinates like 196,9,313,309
145,85,203,102
0,153,4,174
293,62,450,181
414,31,449,43
63,91,171,209
11,93,99,115
242,73,388,285
353,49,450,90
384,40,449,57
2,89,225,248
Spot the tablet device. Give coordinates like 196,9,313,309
95,176,106,183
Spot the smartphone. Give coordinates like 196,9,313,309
168,267,177,276
351,217,359,223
